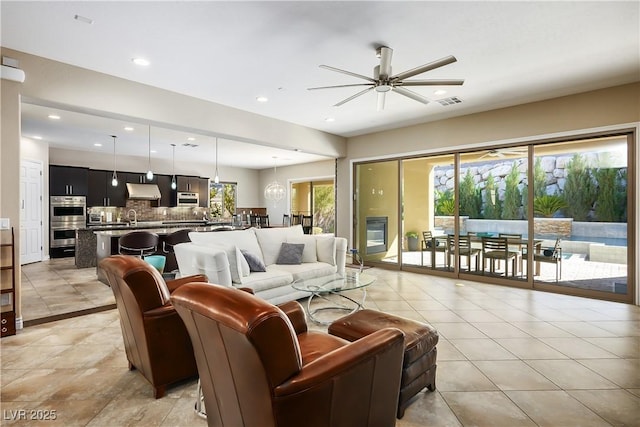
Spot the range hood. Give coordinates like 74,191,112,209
126,183,161,200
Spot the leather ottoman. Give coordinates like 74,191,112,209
328,309,438,418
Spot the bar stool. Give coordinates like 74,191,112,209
162,229,192,272
118,231,159,257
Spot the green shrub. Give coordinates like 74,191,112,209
533,195,567,218
435,190,455,215
594,167,626,222
562,153,596,221
459,169,481,218
502,163,522,220
483,174,501,219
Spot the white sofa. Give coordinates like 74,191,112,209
174,225,348,305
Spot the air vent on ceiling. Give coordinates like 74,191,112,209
182,143,199,148
437,96,463,106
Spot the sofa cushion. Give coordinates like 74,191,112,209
236,246,250,277
254,225,304,266
287,235,318,263
276,243,305,265
316,236,336,266
241,249,266,272
273,262,337,282
190,229,264,264
238,267,293,291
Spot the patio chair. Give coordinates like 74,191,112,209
482,236,519,277
498,233,524,275
421,231,447,268
446,234,481,272
533,238,562,282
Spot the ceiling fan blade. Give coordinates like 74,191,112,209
376,91,386,111
319,65,376,83
390,55,457,81
400,79,465,86
334,87,374,107
393,87,430,105
308,83,373,91
378,46,393,78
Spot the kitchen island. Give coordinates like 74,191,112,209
92,222,243,284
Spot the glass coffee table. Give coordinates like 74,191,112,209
291,271,376,324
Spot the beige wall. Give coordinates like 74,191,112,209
338,83,640,243
3,48,346,159
259,159,335,227
339,82,639,304
1,78,22,321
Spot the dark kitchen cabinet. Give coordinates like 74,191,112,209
177,175,209,207
50,165,89,196
155,174,174,207
125,172,156,185
87,169,126,207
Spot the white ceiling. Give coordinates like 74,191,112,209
3,1,639,169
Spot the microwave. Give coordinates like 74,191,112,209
177,192,199,207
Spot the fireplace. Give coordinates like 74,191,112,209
366,216,388,254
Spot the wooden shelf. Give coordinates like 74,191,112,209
0,227,16,337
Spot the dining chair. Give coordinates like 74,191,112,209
533,238,562,282
482,236,519,277
420,231,446,268
498,233,524,274
446,234,481,272
282,213,290,226
301,215,313,234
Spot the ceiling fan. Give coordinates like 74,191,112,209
308,46,464,110
478,148,528,160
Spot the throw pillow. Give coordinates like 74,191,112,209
287,235,317,263
276,243,304,265
241,249,266,272
236,246,250,277
316,236,336,266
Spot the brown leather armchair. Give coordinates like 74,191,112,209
171,283,405,427
99,255,207,398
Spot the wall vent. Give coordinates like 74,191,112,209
437,96,463,106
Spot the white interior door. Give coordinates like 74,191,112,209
20,160,43,265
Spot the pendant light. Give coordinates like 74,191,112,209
214,137,220,184
146,125,154,180
170,143,177,190
264,156,285,205
111,135,118,186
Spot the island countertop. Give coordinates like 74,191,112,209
92,224,241,237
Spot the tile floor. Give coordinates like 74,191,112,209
2,267,639,426
20,258,115,323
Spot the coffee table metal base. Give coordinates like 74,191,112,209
304,287,367,325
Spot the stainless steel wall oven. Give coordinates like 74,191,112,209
50,196,86,257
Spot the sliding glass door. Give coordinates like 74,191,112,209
353,131,634,303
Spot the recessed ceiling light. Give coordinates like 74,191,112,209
33,136,43,140
94,143,102,147
324,117,335,122
48,114,61,120
187,137,196,141
151,150,157,153
256,96,268,103
132,57,150,66
124,126,134,131
434,89,447,96
74,14,94,24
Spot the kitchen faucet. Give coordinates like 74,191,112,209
127,209,137,226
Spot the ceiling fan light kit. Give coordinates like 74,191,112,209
309,46,464,110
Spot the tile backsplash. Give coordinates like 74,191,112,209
88,200,210,222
